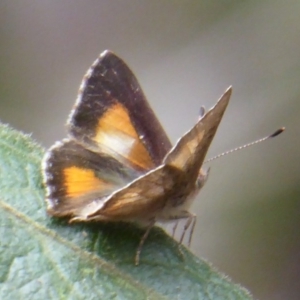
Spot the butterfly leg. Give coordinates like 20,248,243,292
168,212,196,262
172,220,179,238
135,219,156,266
179,212,197,246
187,214,197,247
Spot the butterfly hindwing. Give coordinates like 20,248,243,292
43,139,140,217
67,50,172,171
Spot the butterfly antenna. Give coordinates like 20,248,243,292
204,127,285,164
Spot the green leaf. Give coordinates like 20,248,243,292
0,123,252,300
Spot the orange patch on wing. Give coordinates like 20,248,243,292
94,102,154,170
63,166,111,198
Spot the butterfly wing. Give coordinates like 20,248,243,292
68,50,172,171
164,87,232,182
43,140,140,217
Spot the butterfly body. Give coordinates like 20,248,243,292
42,50,231,264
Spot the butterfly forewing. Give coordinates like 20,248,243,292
164,87,231,183
67,50,172,171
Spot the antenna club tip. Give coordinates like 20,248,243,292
270,127,285,138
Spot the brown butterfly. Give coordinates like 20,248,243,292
42,50,241,265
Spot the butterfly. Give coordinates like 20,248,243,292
42,50,232,265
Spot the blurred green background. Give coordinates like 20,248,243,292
1,1,299,299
